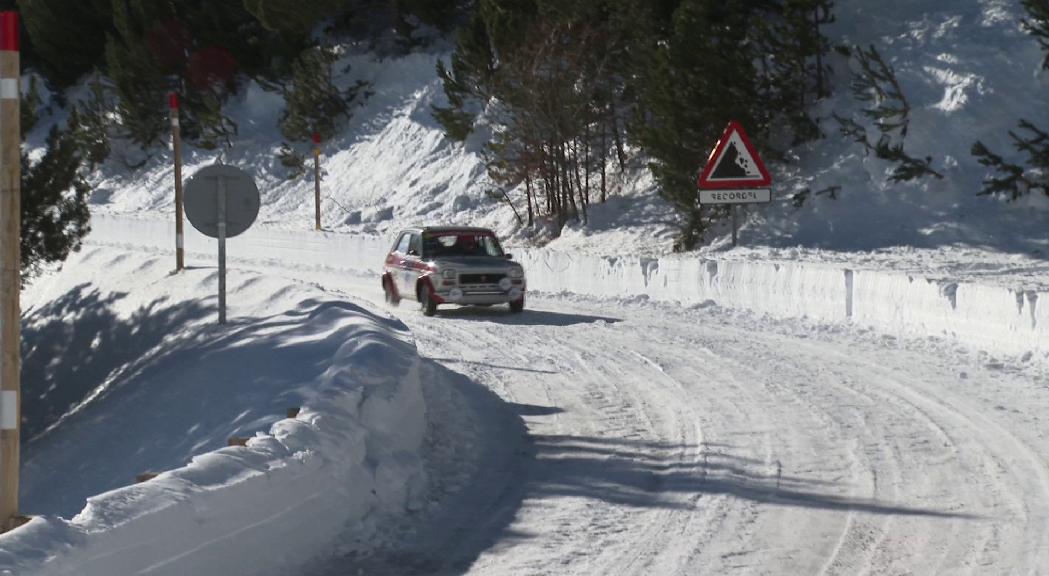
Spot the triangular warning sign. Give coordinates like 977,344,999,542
697,121,772,190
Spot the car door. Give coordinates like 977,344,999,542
401,233,424,298
391,232,413,298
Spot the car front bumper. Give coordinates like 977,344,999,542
435,285,524,305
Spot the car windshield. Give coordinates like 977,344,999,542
422,232,504,258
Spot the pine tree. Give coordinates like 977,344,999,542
104,0,171,147
834,45,942,182
394,0,461,29
69,80,114,169
21,75,40,135
432,9,496,141
636,0,767,250
972,120,1049,199
1022,0,1049,69
755,0,834,144
17,0,112,86
242,0,351,38
21,125,92,279
279,45,350,143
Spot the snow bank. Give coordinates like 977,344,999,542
1,249,430,576
88,214,1048,358
518,249,1047,357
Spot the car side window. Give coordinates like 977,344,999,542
408,234,422,256
395,233,411,254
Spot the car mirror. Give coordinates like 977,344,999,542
407,249,419,256
504,253,513,260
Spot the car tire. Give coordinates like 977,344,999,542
383,277,400,307
509,297,524,314
419,283,438,316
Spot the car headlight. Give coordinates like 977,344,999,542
441,269,456,280
509,267,524,279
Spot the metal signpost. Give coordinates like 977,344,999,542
183,165,260,324
697,121,773,247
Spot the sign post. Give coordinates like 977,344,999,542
170,93,185,272
312,132,321,231
697,121,773,247
183,165,260,325
0,11,21,533
216,177,227,324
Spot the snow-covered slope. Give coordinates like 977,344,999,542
73,0,1049,269
748,0,1049,257
2,247,435,576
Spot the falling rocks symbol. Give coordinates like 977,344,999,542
712,143,753,179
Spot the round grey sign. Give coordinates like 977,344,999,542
183,164,260,239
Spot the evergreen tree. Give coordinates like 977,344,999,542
242,0,351,38
834,45,942,182
21,125,92,279
755,0,834,144
69,80,114,169
279,45,350,143
972,120,1049,200
1022,0,1049,69
432,9,495,141
394,0,462,29
21,74,40,135
104,0,171,147
17,0,112,86
636,0,768,250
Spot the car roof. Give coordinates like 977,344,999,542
401,226,497,235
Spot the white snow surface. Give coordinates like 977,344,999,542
2,247,434,576
16,217,1048,575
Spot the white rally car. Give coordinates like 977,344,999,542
381,226,526,316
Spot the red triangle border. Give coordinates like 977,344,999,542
697,121,772,190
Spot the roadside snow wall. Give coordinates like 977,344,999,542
0,308,428,576
89,214,1049,357
516,249,1048,357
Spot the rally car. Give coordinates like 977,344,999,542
381,226,526,316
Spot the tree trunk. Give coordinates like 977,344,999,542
609,100,627,170
525,174,535,227
600,116,607,203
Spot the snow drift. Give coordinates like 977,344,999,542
0,248,431,576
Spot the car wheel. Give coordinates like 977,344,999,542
383,277,400,306
419,283,438,316
509,297,524,314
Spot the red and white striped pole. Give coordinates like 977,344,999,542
312,132,321,231
170,92,184,271
0,10,22,532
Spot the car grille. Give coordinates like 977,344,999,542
459,273,506,285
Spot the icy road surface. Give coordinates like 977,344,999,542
300,271,1049,575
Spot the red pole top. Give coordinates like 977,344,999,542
0,12,18,52
168,92,179,109
312,132,321,145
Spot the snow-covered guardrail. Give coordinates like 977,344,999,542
88,214,1048,357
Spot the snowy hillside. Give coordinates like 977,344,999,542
66,0,1049,271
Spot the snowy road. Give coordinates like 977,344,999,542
300,272,1049,575
83,231,1049,575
